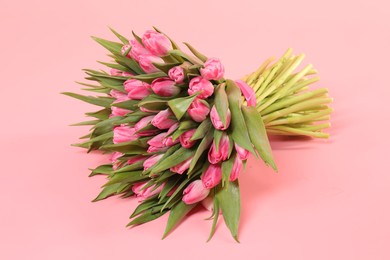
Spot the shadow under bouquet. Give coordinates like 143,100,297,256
64,27,332,241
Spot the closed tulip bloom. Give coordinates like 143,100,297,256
147,132,167,148
208,133,230,164
132,181,165,201
182,180,210,205
142,30,172,56
110,68,123,77
147,145,168,153
235,143,250,160
113,125,138,144
170,156,193,174
127,155,148,164
151,109,177,129
151,78,181,97
110,89,128,99
187,98,210,122
143,154,164,170
124,79,152,100
162,123,180,146
210,105,231,130
134,115,159,136
122,71,133,77
129,39,151,61
235,80,257,107
201,164,222,189
138,55,163,73
111,96,132,117
168,66,185,83
188,76,214,99
200,58,225,80
179,129,197,148
229,156,243,181
140,106,159,113
110,152,124,170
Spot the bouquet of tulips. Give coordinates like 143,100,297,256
64,27,332,241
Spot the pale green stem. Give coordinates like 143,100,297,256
267,108,333,126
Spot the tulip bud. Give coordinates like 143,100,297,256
168,66,185,83
147,132,167,148
235,80,257,107
138,55,163,73
134,115,159,136
143,154,164,170
151,109,177,129
110,68,123,77
170,155,193,174
235,143,250,160
229,156,243,181
188,76,214,99
187,98,210,122
151,78,181,97
208,133,230,164
162,123,180,146
111,96,132,117
200,58,225,80
110,152,124,170
142,30,172,56
129,40,151,61
179,129,197,148
113,125,138,144
127,155,148,164
124,79,152,100
132,181,165,201
110,89,128,99
147,146,169,153
210,105,231,130
182,180,210,205
201,164,222,189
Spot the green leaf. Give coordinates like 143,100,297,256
130,72,167,84
103,171,147,187
214,83,229,128
183,42,208,63
127,208,168,226
100,141,147,154
92,183,123,202
207,195,220,242
79,132,113,145
110,54,144,75
62,92,113,108
214,130,223,153
241,106,278,171
111,99,139,110
130,199,161,218
162,201,198,239
113,160,144,173
89,164,113,177
71,120,100,126
153,62,182,74
138,95,170,110
86,109,111,119
169,50,198,64
109,27,129,44
221,153,236,186
98,61,129,72
91,36,123,55
132,30,143,45
188,129,213,174
168,94,198,120
150,147,194,174
216,181,241,242
190,119,212,140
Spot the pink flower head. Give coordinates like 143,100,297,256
182,180,210,205
113,125,138,144
187,98,210,122
110,152,124,170
110,89,128,99
200,58,225,80
147,132,167,148
170,156,193,174
143,154,164,170
138,55,163,73
208,133,230,164
235,143,250,160
111,96,132,117
151,109,177,129
121,44,131,57
179,129,197,148
235,80,257,107
229,156,243,181
124,79,152,100
210,105,231,130
134,115,159,136
142,30,172,56
129,40,151,61
162,123,180,146
168,66,185,83
127,155,148,164
110,68,123,77
147,146,168,153
132,181,165,201
201,164,222,189
188,76,214,99
151,78,181,97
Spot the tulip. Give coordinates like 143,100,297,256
235,143,250,160
147,146,169,153
182,180,210,205
110,68,123,77
143,154,164,170
147,132,167,148
110,89,128,99
132,181,165,201
188,76,214,99
124,79,152,100
151,109,177,129
187,98,210,122
113,125,138,144
168,66,185,83
208,133,230,164
151,78,181,97
200,58,225,80
142,30,172,56
162,123,180,146
121,44,131,57
128,40,151,61
140,106,159,113
111,96,132,117
201,164,222,189
170,156,193,174
134,115,159,136
127,155,148,164
229,156,243,181
122,71,133,77
179,129,197,148
110,152,123,170
138,55,163,73
210,105,231,130
235,80,257,107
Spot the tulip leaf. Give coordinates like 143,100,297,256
71,120,100,126
216,180,240,242
221,153,236,186
168,94,199,120
169,50,199,65
183,42,207,63
86,109,111,119
91,36,122,55
132,30,143,45
150,147,195,174
114,160,144,173
131,199,162,218
207,195,220,242
103,171,147,187
188,129,213,174
92,183,126,202
89,164,113,177
138,94,170,110
162,201,198,239
190,119,212,141
109,27,129,44
225,80,256,155
98,61,129,72
62,92,113,108
127,208,169,226
110,54,144,75
214,83,229,127
130,72,167,84
153,62,182,74
111,99,139,110
241,106,278,171
100,141,147,154
214,130,223,153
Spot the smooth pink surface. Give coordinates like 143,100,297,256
1,1,389,259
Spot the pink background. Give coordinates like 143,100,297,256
1,0,389,259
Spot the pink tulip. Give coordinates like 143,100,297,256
124,79,152,100
162,123,180,146
200,58,225,80
122,71,133,77
143,154,164,170
208,133,230,164
110,68,123,77
151,109,177,129
113,125,138,144
110,152,123,170
201,164,222,189
235,80,257,107
210,105,231,130
147,146,168,153
229,156,243,181
235,143,250,160
182,180,210,205
187,98,210,122
168,66,185,83
111,96,132,117
151,78,181,97
134,115,159,136
110,89,128,99
140,106,159,113
127,155,148,164
121,44,131,57
129,40,151,61
170,156,193,174
147,132,166,148
138,55,163,73
179,129,197,148
142,30,172,56
132,181,165,201
188,76,214,99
